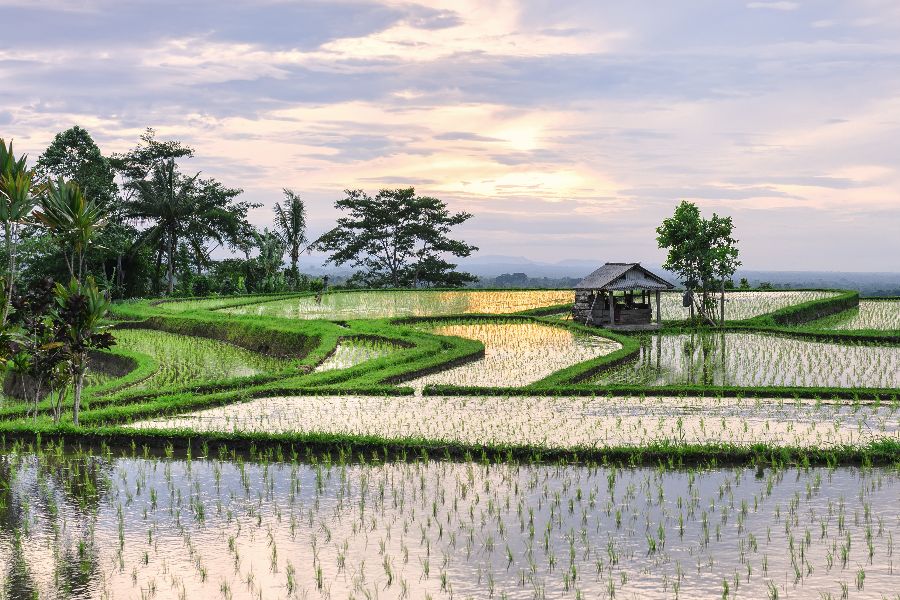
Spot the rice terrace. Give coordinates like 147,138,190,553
3,2,900,599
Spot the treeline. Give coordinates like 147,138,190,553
4,126,478,299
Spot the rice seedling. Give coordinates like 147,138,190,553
130,393,899,449
223,290,574,320
809,300,900,331
0,444,897,599
152,294,302,313
407,322,620,388
592,332,900,388
110,329,292,390
658,291,840,321
313,338,398,372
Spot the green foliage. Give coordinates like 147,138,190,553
316,188,477,288
124,159,256,294
274,189,307,287
33,126,117,207
0,138,39,325
33,178,108,282
51,277,115,425
657,200,740,325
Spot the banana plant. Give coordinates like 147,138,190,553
0,139,39,326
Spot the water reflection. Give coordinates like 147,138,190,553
1,448,897,599
594,331,900,388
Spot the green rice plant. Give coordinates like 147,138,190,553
110,329,293,390
221,289,575,320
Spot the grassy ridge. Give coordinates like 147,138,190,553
2,423,897,467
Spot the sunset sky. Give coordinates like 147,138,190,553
2,0,899,271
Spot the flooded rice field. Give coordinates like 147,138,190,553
313,338,398,373
591,332,900,389
222,290,574,320
0,449,897,599
658,291,839,321
109,329,292,390
820,301,900,331
408,322,620,388
131,395,899,449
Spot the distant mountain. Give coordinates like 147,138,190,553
454,256,900,296
304,253,899,296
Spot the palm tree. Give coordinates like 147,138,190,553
0,139,38,325
32,177,107,284
273,189,307,288
124,160,252,295
255,228,286,290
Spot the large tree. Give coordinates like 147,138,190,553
34,126,117,207
316,188,477,288
656,200,740,325
124,160,256,294
273,189,306,288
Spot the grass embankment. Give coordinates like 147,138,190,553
2,426,898,468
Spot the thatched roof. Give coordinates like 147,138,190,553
575,263,675,291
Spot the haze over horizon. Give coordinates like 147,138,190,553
2,0,899,271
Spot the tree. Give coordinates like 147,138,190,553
124,160,256,294
273,189,306,288
0,139,38,325
316,188,477,288
51,277,114,425
34,126,117,208
108,128,194,186
32,178,108,284
656,200,740,325
254,228,286,292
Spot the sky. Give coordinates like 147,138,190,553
1,0,899,272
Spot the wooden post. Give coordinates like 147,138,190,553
655,290,661,325
610,291,616,325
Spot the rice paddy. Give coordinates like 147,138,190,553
108,328,293,390
313,338,398,372
152,294,303,313
131,393,900,449
809,300,900,331
2,288,897,599
592,332,900,389
222,290,574,320
658,291,839,321
1,447,897,600
408,322,620,388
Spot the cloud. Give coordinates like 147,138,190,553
2,0,899,270
747,2,799,11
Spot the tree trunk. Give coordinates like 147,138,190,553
116,252,124,293
720,280,726,326
152,248,161,294
290,246,299,287
2,222,13,326
167,235,176,295
72,369,85,426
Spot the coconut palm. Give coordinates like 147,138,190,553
273,189,307,288
124,160,253,295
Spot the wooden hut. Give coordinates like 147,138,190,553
572,263,675,330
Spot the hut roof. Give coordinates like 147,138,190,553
574,262,675,291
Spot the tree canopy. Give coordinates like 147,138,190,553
316,188,477,288
656,200,740,325
34,126,117,207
